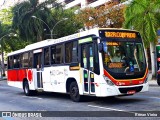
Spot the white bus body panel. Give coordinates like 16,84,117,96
42,66,81,93
8,81,22,89
98,82,149,97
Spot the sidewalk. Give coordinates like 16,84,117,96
148,80,157,86
0,76,7,81
148,72,158,86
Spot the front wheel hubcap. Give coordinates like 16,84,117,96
71,86,78,97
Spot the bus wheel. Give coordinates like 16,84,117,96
157,76,160,86
23,81,31,96
69,82,82,102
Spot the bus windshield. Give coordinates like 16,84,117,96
102,41,146,79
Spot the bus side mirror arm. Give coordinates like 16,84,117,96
91,36,103,52
92,36,100,41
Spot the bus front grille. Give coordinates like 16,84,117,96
119,86,143,94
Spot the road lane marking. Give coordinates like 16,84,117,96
149,97,160,100
88,105,136,114
22,96,42,99
9,100,15,103
134,95,160,100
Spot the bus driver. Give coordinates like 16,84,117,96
111,50,125,62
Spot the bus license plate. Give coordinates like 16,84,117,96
127,90,136,94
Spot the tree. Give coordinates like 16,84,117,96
0,8,14,76
0,8,12,25
76,0,125,29
50,7,83,39
0,7,31,76
123,0,160,79
12,0,83,42
12,0,60,42
0,7,26,52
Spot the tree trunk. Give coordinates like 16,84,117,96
1,39,5,77
37,35,42,42
1,47,5,76
150,41,156,79
147,47,151,70
145,48,148,68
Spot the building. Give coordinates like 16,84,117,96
0,0,22,10
59,0,131,9
60,0,111,9
0,0,131,10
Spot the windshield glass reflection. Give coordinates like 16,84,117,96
102,41,146,74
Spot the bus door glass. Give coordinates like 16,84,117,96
81,43,96,94
33,49,43,88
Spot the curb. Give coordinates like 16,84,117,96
148,80,159,86
0,77,7,81
149,83,159,87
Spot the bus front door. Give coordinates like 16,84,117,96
33,50,43,89
81,43,95,95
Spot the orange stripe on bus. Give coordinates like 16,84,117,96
103,68,148,86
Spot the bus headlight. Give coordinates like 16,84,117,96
103,75,114,86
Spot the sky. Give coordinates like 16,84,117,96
0,0,19,10
0,0,5,6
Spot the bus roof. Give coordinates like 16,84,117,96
7,28,138,56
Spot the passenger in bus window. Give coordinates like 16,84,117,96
37,64,39,69
111,50,125,62
83,49,87,68
104,53,111,65
133,47,140,71
52,54,55,64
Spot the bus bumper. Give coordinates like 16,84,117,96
97,82,149,97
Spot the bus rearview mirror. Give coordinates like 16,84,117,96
98,43,103,52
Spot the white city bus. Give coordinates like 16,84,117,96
7,28,149,102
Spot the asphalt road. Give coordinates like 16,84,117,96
0,80,160,120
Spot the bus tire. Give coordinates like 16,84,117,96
23,81,37,96
157,76,160,86
69,81,82,102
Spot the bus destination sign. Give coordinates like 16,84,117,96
105,32,136,38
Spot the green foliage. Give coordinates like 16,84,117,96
123,0,160,47
0,0,83,52
50,7,83,39
12,0,59,42
0,8,13,36
12,0,82,42
4,37,31,52
0,7,29,53
76,1,125,29
120,0,128,2
0,9,14,53
0,7,12,25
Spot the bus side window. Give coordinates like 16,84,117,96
89,45,94,71
22,52,29,68
65,41,78,63
82,46,87,69
56,44,63,64
44,47,50,65
19,54,23,68
51,46,56,64
13,55,20,69
28,51,33,68
8,56,13,69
